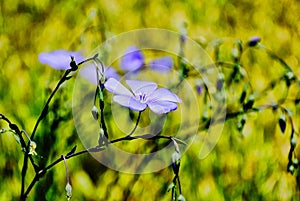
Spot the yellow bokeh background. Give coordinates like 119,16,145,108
1,0,300,200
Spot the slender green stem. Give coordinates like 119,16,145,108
19,69,73,201
31,54,99,140
30,69,72,140
22,57,94,200
98,86,108,139
177,175,182,194
0,115,30,200
126,111,142,137
62,155,69,182
22,133,179,199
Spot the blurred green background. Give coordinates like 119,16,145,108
1,0,300,200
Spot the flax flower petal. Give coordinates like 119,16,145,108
148,101,178,114
80,65,120,85
148,88,182,103
113,95,147,111
126,80,157,96
120,46,144,71
148,56,173,73
104,78,132,96
39,50,84,70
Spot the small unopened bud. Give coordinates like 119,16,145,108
180,22,188,43
293,158,299,168
232,47,239,61
284,71,295,87
98,128,108,146
100,73,106,85
100,128,105,138
216,73,224,91
178,194,186,201
285,71,294,80
202,110,209,122
195,79,203,95
288,165,295,174
167,182,175,192
69,56,78,71
29,141,37,155
237,115,247,132
91,106,99,120
248,36,261,47
65,182,72,200
171,151,181,175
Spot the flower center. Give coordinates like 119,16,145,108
137,93,148,103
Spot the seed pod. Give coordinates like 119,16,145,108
65,182,72,200
69,56,78,71
278,114,286,134
248,36,261,47
171,151,181,175
91,106,99,120
178,194,186,201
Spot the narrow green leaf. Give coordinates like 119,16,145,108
66,145,77,156
167,182,175,192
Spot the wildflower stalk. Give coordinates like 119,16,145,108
31,54,99,140
127,111,142,137
30,69,71,140
0,115,31,200
20,54,98,201
21,134,185,199
93,56,109,141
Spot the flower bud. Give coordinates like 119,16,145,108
171,151,181,175
29,141,37,155
178,194,186,201
69,56,78,71
216,73,224,91
65,182,72,200
180,22,188,43
248,36,261,47
167,182,175,192
195,78,203,95
91,106,99,120
232,47,239,62
284,71,295,87
291,137,297,148
288,165,295,174
293,158,299,168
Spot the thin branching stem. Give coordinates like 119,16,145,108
127,111,142,137
20,55,99,201
30,69,72,140
22,133,182,199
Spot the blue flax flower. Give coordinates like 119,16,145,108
79,64,120,85
38,50,120,84
104,78,181,114
38,50,85,70
120,46,173,73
